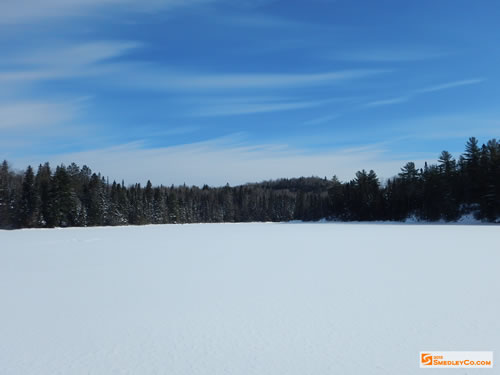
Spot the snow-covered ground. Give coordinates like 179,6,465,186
1,223,498,374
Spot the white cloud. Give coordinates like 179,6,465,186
191,97,330,116
0,0,212,24
303,114,340,126
133,69,388,91
0,70,60,83
10,137,432,186
0,99,83,130
0,40,385,93
0,41,141,85
13,41,141,67
365,78,484,109
334,47,446,62
365,96,410,108
416,79,484,94
220,12,304,29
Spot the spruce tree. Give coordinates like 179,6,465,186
0,160,12,228
19,166,38,227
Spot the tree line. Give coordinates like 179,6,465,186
1,137,499,229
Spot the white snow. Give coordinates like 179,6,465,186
1,223,499,374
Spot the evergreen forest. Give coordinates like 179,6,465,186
1,137,499,229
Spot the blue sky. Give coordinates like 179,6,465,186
1,0,499,186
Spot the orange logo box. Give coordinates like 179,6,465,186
421,353,433,366
420,352,493,368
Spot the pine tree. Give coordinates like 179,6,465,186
0,160,12,228
479,139,500,220
19,166,38,227
35,163,52,227
463,137,481,204
86,173,105,226
437,151,459,221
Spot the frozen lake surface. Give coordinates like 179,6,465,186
1,223,499,374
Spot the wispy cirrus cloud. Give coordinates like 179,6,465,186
0,0,214,24
333,46,446,62
0,0,289,25
221,12,301,28
10,41,142,67
365,78,484,108
191,97,332,116
0,98,85,130
0,39,387,93
0,97,93,158
132,69,388,91
303,114,340,126
0,41,141,85
365,96,410,108
415,78,484,94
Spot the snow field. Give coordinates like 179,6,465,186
1,223,499,374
